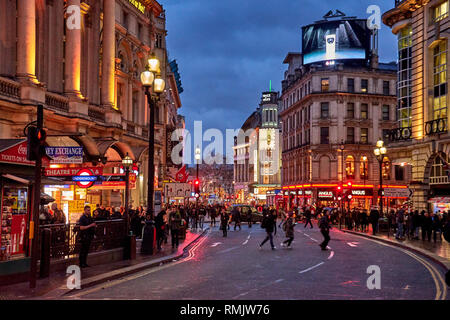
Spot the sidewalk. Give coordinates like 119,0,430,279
336,225,450,270
0,227,208,300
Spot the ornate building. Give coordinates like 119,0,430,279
0,0,183,215
279,13,407,211
383,0,450,212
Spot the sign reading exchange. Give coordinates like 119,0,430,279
45,147,83,164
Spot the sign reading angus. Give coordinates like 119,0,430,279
302,19,370,65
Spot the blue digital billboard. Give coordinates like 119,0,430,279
302,19,370,65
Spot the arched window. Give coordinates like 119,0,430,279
360,156,369,180
430,153,449,184
382,157,391,180
319,156,331,180
345,155,355,179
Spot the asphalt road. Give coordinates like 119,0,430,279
66,221,449,300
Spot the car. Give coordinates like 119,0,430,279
227,205,264,223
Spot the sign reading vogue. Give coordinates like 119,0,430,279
45,147,83,164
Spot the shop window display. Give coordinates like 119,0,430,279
0,187,28,261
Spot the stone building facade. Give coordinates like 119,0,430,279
279,52,407,210
383,0,450,212
0,0,183,210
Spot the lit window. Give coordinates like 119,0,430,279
360,156,369,180
433,1,449,22
382,157,391,180
360,128,368,144
432,41,447,120
361,79,368,93
321,78,329,92
361,104,368,119
345,155,355,179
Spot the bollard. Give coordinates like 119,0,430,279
39,228,51,278
123,234,136,260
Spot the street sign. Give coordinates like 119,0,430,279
74,168,96,188
45,167,103,176
383,188,410,198
45,146,83,164
164,182,192,198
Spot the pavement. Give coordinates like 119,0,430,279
0,227,208,300
50,220,449,300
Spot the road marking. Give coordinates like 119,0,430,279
403,285,410,290
210,242,222,247
346,242,359,247
345,233,447,301
217,246,240,254
242,240,248,245
67,231,211,298
299,262,324,274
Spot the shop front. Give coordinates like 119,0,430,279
348,188,374,210
316,189,338,207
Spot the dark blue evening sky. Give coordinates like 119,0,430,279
162,0,398,163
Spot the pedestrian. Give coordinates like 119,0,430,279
422,211,433,241
155,210,166,251
210,206,217,227
169,208,182,249
198,206,206,229
318,211,331,250
370,206,380,235
432,213,442,243
247,208,252,228
78,205,96,268
395,208,405,239
232,206,241,231
51,203,66,224
220,208,228,237
259,210,277,250
141,214,156,254
304,207,313,229
280,212,296,248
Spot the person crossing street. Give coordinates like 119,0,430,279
259,210,277,250
318,210,331,251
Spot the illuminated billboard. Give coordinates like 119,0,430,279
302,19,370,65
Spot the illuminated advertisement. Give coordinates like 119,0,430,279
302,19,370,65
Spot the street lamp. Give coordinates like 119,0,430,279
374,139,387,217
340,142,345,224
122,153,133,232
362,155,367,186
141,54,165,217
195,146,201,206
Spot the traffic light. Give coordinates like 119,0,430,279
193,179,200,194
347,181,352,187
27,126,47,161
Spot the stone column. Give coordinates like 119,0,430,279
102,0,115,108
64,0,81,96
16,0,36,81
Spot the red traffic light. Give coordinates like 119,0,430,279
194,180,199,185
337,185,342,191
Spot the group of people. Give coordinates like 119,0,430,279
39,203,66,225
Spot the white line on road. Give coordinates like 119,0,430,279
347,242,359,247
299,262,324,274
210,242,222,247
242,240,248,245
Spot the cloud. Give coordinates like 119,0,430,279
162,0,398,159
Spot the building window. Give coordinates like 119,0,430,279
155,33,163,48
320,127,329,144
116,83,123,110
382,129,390,141
320,102,329,119
348,78,355,93
361,79,368,92
360,156,369,180
360,128,368,144
345,155,355,179
383,81,390,95
122,11,128,28
432,41,447,120
132,91,139,123
433,1,449,22
395,165,404,181
397,25,412,128
347,103,355,118
137,23,143,41
347,127,355,143
321,78,329,92
382,157,391,180
361,103,368,119
382,105,390,121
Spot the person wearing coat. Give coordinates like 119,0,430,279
155,210,167,251
281,212,296,248
169,208,182,249
369,207,380,235
259,211,277,250
141,215,156,255
220,208,229,237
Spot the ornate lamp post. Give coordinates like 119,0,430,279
141,54,165,217
122,153,133,232
362,155,367,186
374,139,387,216
340,142,345,223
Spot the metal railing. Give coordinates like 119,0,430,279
38,219,127,260
387,127,412,141
425,118,447,135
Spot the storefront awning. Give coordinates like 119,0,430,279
428,197,450,203
1,173,67,185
